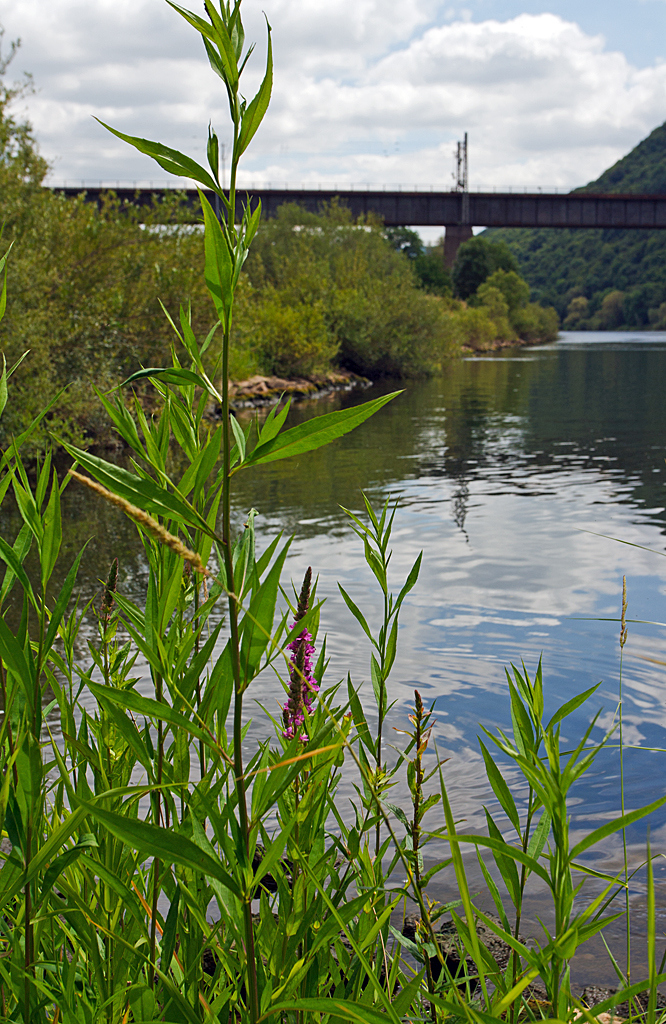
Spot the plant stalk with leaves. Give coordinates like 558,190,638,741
339,495,421,856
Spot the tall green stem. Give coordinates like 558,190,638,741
149,672,164,989
220,136,260,1021
619,576,630,985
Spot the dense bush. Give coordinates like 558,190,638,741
2,192,220,445
451,236,519,299
451,244,559,346
241,203,460,377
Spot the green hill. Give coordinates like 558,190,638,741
485,122,666,329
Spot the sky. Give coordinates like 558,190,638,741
1,0,666,193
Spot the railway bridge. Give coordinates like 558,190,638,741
52,185,666,267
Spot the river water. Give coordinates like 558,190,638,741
226,331,666,841
226,329,666,979
18,329,666,981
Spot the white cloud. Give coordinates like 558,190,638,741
1,0,666,188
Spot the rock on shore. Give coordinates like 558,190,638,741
228,370,370,409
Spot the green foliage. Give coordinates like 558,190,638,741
452,242,558,346
483,269,530,316
580,119,666,195
451,236,519,300
1,191,220,447
0,231,661,1022
475,284,514,342
242,203,459,377
385,226,452,296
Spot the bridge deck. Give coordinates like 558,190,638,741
52,185,666,229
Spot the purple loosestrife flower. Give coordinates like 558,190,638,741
282,567,319,742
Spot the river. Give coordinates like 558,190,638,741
227,328,666,982
13,329,666,983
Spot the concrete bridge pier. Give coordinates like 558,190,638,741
443,224,473,269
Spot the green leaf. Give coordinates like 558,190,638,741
160,884,180,976
230,414,246,464
239,391,403,471
347,679,374,754
93,387,146,454
570,793,666,861
41,469,62,588
394,551,422,612
479,740,521,834
95,120,219,190
545,683,600,733
42,545,88,657
580,976,666,1019
40,834,98,900
200,190,234,325
122,367,210,391
0,806,88,913
0,356,7,419
444,832,552,887
237,18,272,155
384,615,399,677
484,808,520,906
86,682,216,752
239,538,291,683
258,398,291,445
77,799,241,896
59,442,215,538
338,585,375,646
164,0,220,47
0,243,12,326
263,998,396,1024
384,802,410,831
390,968,426,1017
0,530,37,609
526,809,551,860
0,618,34,694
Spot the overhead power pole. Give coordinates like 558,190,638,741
456,132,468,193
444,132,472,270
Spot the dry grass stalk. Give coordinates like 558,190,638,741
69,469,212,577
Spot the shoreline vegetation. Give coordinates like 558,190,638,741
0,5,664,1024
0,41,557,450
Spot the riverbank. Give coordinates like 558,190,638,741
227,335,549,410
228,369,371,409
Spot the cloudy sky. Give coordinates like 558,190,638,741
1,0,666,192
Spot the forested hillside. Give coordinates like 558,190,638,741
487,121,666,329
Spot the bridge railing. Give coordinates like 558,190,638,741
46,179,576,195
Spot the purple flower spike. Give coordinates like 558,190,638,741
282,567,319,743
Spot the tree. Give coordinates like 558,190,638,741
563,296,589,329
0,29,49,228
452,236,519,299
414,250,451,296
384,226,424,260
483,268,530,315
386,226,452,295
599,290,625,329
